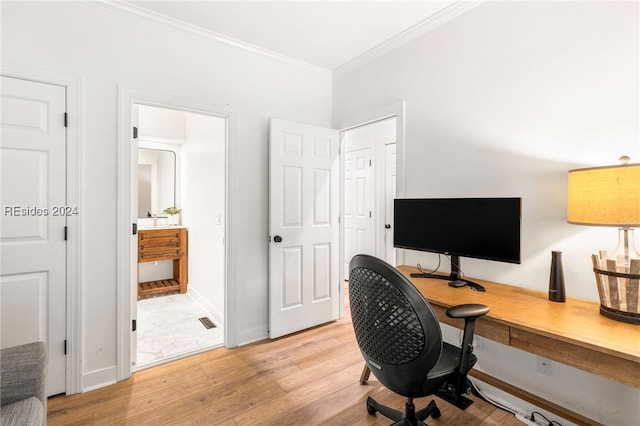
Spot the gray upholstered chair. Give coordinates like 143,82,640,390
1,341,48,425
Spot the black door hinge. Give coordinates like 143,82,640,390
132,319,137,332
132,126,138,139
64,112,68,127
64,340,67,355
132,223,137,235
64,226,68,241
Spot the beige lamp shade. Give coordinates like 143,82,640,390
567,163,640,227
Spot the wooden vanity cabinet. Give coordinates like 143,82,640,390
137,227,188,299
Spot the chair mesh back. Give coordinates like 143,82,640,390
349,266,425,365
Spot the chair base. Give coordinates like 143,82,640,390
366,396,441,426
435,388,474,410
435,380,474,410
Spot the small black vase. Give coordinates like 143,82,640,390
549,251,566,302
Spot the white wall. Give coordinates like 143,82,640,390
334,1,639,424
182,112,226,326
1,1,331,390
138,104,186,143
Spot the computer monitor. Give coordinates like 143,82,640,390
394,197,521,287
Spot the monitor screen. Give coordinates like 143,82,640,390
394,197,521,264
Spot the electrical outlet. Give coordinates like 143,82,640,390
536,356,554,376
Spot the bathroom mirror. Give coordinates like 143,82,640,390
138,148,176,218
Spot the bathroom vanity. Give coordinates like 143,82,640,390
137,227,188,299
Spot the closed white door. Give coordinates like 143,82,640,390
0,76,67,395
269,118,339,338
384,143,397,265
343,147,373,273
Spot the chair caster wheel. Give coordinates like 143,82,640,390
431,407,441,419
366,402,377,415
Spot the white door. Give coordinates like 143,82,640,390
0,76,67,395
384,143,397,265
269,118,339,338
343,147,373,273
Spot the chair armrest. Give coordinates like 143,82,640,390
446,303,489,319
1,342,47,408
446,304,489,383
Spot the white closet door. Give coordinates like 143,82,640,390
1,76,67,395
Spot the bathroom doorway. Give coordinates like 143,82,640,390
132,104,227,370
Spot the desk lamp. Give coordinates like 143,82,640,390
567,157,640,324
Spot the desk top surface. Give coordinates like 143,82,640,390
397,265,640,364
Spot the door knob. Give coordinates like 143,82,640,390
274,235,283,243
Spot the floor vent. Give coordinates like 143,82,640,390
198,317,216,329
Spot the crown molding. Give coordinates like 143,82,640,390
84,0,331,76
334,0,485,76
85,0,481,77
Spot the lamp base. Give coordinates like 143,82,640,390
591,249,640,326
600,305,640,325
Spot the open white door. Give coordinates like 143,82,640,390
0,76,67,395
269,118,339,338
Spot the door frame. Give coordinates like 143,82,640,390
1,64,84,395
336,101,406,317
116,86,235,381
375,136,396,263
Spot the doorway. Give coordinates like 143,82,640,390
342,117,397,269
131,104,227,370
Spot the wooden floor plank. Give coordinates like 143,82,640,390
48,303,525,426
275,381,376,425
233,362,366,425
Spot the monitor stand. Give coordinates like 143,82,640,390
409,255,486,292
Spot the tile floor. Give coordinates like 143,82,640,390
135,292,224,370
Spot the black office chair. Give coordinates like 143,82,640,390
348,254,489,425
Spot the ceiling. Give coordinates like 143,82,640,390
124,1,461,71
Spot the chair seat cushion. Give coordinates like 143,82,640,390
1,397,45,426
427,342,477,380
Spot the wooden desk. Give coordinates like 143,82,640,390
358,265,640,423
389,266,640,389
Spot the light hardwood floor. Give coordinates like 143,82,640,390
48,303,523,425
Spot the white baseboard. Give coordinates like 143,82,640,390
187,286,224,327
82,366,117,392
237,326,269,346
